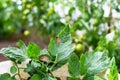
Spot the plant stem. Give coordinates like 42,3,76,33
14,62,22,80
108,7,112,33
50,62,57,71
12,73,18,77
19,67,26,69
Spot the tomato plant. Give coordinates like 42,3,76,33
0,26,73,80
96,29,120,72
0,26,119,80
0,0,120,79
68,52,118,80
0,0,55,38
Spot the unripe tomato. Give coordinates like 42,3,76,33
93,19,99,26
23,9,30,15
23,0,27,3
75,43,84,52
26,4,32,9
24,30,30,36
48,8,54,15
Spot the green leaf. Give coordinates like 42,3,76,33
0,73,16,80
58,25,72,43
9,76,16,80
10,66,17,74
68,7,75,16
67,77,80,80
83,76,94,80
94,76,106,80
48,39,74,63
48,39,57,58
0,47,27,62
24,60,42,76
48,26,74,64
24,63,36,75
107,57,118,80
31,60,41,68
43,76,57,80
17,40,27,55
68,53,80,77
0,73,11,80
27,42,40,60
30,74,42,80
40,49,50,58
24,60,44,76
80,51,110,76
39,49,51,63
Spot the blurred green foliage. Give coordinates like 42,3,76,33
0,0,57,38
96,30,120,71
0,0,120,70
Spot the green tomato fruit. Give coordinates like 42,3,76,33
26,4,32,9
93,19,99,26
23,9,30,15
83,13,91,22
23,0,27,3
8,26,12,31
24,30,30,36
74,38,79,43
75,43,84,52
48,8,54,15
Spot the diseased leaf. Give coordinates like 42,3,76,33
27,42,40,60
68,53,80,77
80,51,110,76
107,57,118,80
10,66,17,74
0,47,27,62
